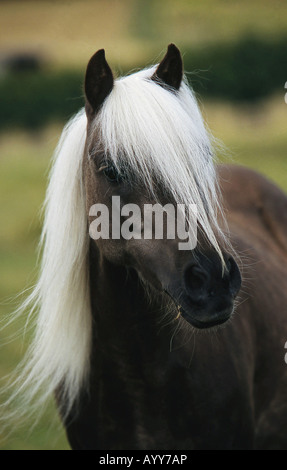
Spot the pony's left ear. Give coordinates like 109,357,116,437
152,44,183,90
85,49,114,117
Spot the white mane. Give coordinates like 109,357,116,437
2,109,90,420
93,67,226,255
2,66,228,422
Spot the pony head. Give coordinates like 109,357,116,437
84,44,241,329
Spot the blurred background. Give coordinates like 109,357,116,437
0,0,286,449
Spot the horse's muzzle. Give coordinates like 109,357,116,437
168,252,241,329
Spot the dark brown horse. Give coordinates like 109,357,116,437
5,45,287,449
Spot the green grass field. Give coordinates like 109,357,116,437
1,0,287,450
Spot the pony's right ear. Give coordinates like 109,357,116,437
85,49,114,117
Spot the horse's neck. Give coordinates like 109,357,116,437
89,243,173,369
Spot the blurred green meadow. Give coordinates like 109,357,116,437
0,0,287,449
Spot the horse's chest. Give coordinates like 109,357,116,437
66,357,254,450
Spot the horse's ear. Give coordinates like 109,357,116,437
152,44,183,91
85,49,114,116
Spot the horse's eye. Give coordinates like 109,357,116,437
102,163,123,184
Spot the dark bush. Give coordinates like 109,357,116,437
0,35,286,130
0,69,84,130
184,35,287,101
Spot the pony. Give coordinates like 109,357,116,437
3,44,287,449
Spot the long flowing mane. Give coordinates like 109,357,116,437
2,65,228,421
2,110,91,420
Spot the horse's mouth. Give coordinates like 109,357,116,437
176,304,233,329
166,290,234,330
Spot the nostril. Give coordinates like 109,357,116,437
185,266,208,287
208,289,215,298
184,265,209,302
